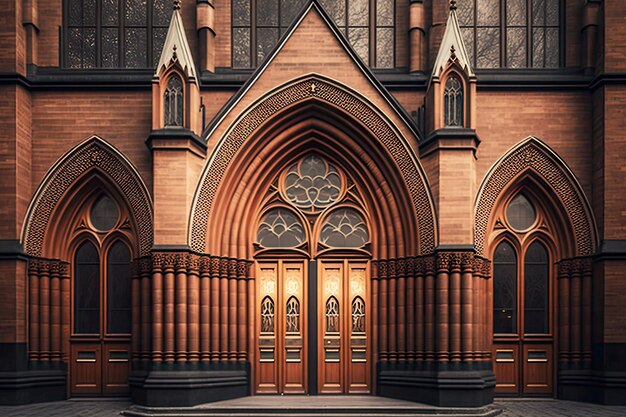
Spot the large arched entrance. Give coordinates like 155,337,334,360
254,153,371,394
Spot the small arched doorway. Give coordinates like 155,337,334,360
254,154,372,394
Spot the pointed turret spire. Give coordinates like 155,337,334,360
154,1,197,79
431,0,474,77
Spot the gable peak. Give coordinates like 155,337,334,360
155,6,197,79
432,2,474,78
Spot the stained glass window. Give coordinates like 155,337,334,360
444,74,463,127
261,296,275,333
493,241,517,334
351,296,365,333
326,296,339,333
90,195,119,231
506,194,536,231
524,241,549,334
286,296,300,333
284,154,342,213
232,0,395,68
320,209,369,248
65,0,170,68
458,0,560,68
257,208,306,248
74,241,100,334
107,241,132,334
164,75,184,127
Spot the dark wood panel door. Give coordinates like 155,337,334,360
70,341,130,396
70,343,102,395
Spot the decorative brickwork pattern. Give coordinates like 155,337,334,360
475,139,595,256
190,76,436,254
23,137,153,257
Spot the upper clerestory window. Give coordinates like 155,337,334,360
457,0,561,69
63,0,171,68
231,0,396,69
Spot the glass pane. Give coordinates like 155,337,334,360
256,27,278,64
460,27,475,66
233,27,251,68
546,0,559,25
320,208,369,248
506,0,526,26
281,0,307,27
532,0,545,26
457,0,474,26
257,208,306,248
320,0,345,26
532,27,545,67
83,0,96,25
286,296,300,333
125,0,147,26
348,0,369,27
67,28,82,68
90,195,119,231
376,0,394,26
444,75,463,127
82,28,97,68
326,296,339,333
75,242,100,334
102,0,119,25
476,27,500,68
545,27,559,67
506,194,536,231
284,154,342,212
261,296,275,333
233,0,251,26
153,0,171,26
376,27,394,68
152,27,168,67
257,0,278,26
102,28,120,68
493,241,517,334
164,75,184,126
477,0,499,26
524,241,549,334
506,27,527,68
107,241,132,334
68,0,83,26
349,27,369,64
125,28,147,67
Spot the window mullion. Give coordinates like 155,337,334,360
120,0,126,67
251,0,257,67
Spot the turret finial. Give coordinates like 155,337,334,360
174,0,181,10
450,0,457,11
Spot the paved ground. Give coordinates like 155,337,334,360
1,397,626,416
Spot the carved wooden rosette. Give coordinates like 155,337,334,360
370,252,491,364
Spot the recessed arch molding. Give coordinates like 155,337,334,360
475,137,597,257
22,136,154,258
190,75,437,255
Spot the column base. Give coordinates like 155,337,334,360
130,362,249,407
558,369,626,405
0,368,67,405
377,362,495,407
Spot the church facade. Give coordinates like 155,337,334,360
0,0,624,408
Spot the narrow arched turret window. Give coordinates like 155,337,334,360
444,74,463,127
164,75,184,127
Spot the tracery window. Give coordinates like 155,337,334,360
64,0,170,68
232,0,395,68
256,153,370,257
443,74,463,127
457,0,561,68
261,296,275,333
73,195,132,335
286,296,300,333
164,75,184,127
351,296,365,333
492,192,552,336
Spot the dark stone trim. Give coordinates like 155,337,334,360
130,362,249,406
0,369,67,405
377,362,495,407
558,369,626,405
146,128,207,155
420,128,481,158
594,240,626,260
435,244,477,252
475,69,592,89
151,244,194,252
0,240,28,261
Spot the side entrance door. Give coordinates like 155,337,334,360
254,259,370,394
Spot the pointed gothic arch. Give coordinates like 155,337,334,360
475,136,597,258
22,136,153,258
189,75,437,257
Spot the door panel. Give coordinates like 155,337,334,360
70,343,102,395
522,344,552,395
319,261,343,393
493,344,519,394
282,262,306,393
347,262,369,393
103,344,130,395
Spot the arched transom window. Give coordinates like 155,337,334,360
232,0,395,68
457,0,560,68
255,153,370,257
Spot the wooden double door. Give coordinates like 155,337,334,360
255,259,370,394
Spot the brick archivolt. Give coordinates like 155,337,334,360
22,136,153,258
190,75,437,256
475,137,596,257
